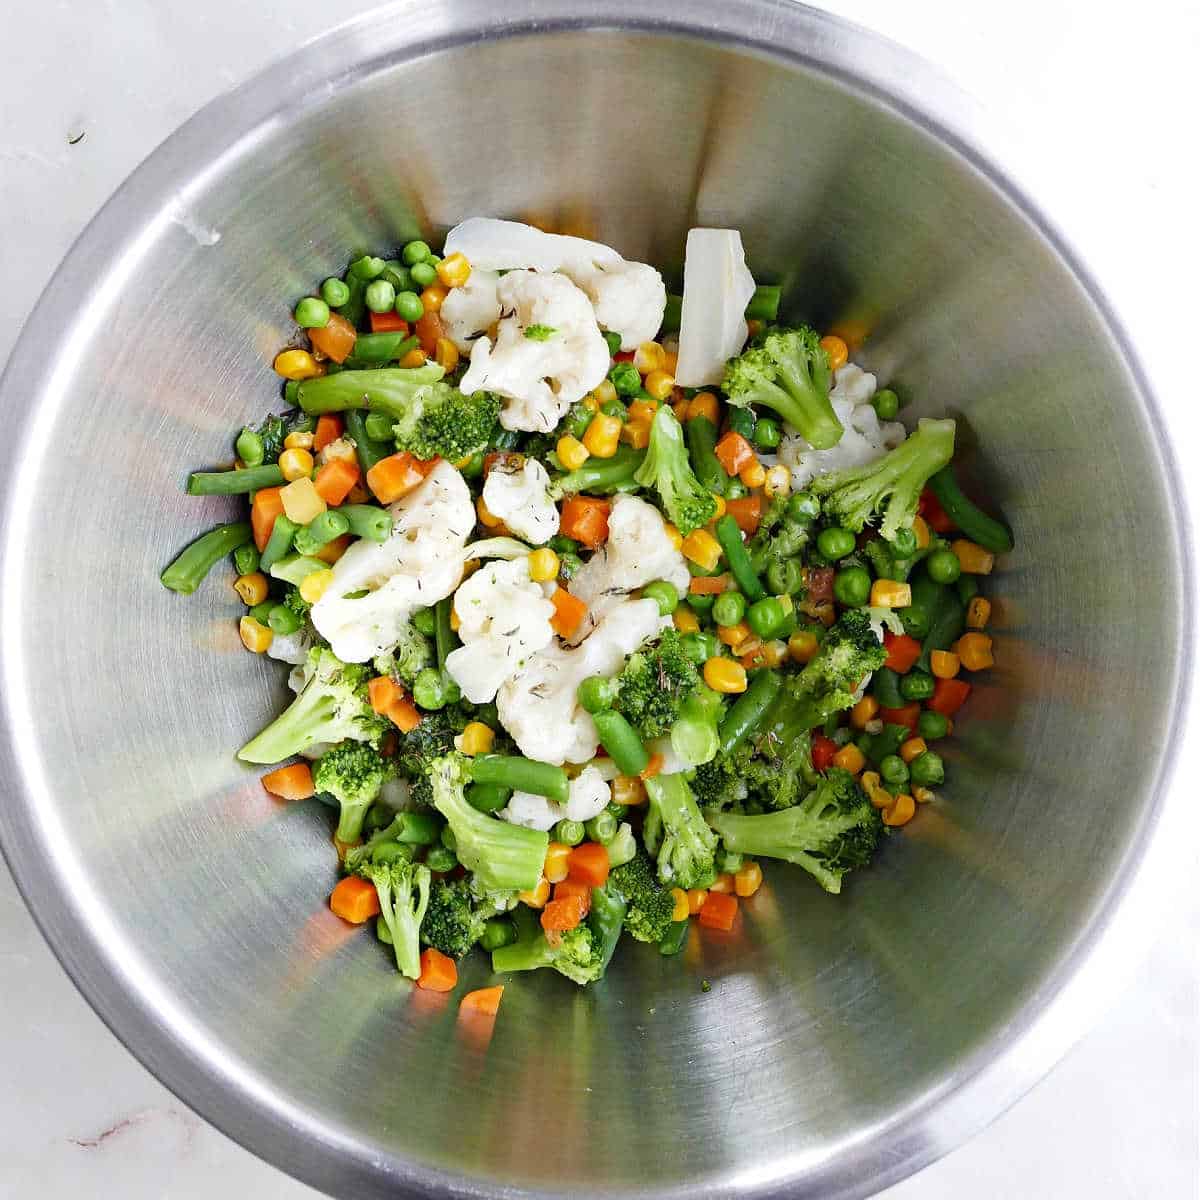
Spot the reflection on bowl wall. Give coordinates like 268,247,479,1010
0,3,1187,1199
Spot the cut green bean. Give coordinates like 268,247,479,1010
590,710,650,777
232,543,261,576
267,554,327,585
187,464,284,496
336,504,392,542
160,522,252,594
392,811,441,845
235,429,265,467
660,293,683,335
435,596,457,667
293,510,350,556
466,782,511,813
659,919,690,957
469,755,570,806
343,410,392,475
259,516,298,571
718,668,783,755
927,466,1014,554
745,284,782,322
686,415,727,495
714,514,766,603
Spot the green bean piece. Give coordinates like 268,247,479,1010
714,514,766,602
466,782,511,813
766,558,803,595
660,293,683,335
348,255,386,280
469,756,570,805
480,916,517,952
926,466,1014,554
267,603,302,636
870,667,906,709
608,362,641,396
160,522,252,595
727,407,756,440
590,710,650,777
745,284,782,322
187,464,284,496
658,919,690,957
331,504,389,543
392,811,441,845
680,631,720,664
957,574,980,604
343,410,392,475
235,429,266,467
918,590,966,673
293,511,350,556
555,818,586,847
259,516,299,571
380,261,412,292
268,554,327,585
718,668,783,755
434,596,457,668
585,809,619,845
554,445,645,495
232,543,261,576
347,331,415,366
248,600,276,624
687,591,716,614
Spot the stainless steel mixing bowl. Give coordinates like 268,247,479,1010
0,2,1189,1197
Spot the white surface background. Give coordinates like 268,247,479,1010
1,2,1197,1197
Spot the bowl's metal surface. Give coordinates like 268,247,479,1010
0,2,1189,1198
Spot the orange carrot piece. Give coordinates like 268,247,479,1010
329,876,381,924
313,414,344,453
714,431,755,476
697,890,738,931
316,534,352,564
388,696,422,733
414,310,447,356
567,842,610,888
308,312,357,363
366,452,425,504
261,762,314,800
417,947,458,992
688,573,729,595
459,986,504,1017
251,486,285,552
368,676,404,715
640,752,664,780
540,894,585,933
559,495,611,549
725,494,763,535
314,457,360,505
368,311,409,334
553,878,592,916
879,702,921,731
549,587,588,638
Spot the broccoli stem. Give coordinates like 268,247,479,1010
554,446,645,495
491,907,557,973
295,365,446,416
160,522,252,595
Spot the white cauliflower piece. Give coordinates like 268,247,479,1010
310,460,473,663
675,228,757,386
439,267,502,354
316,437,357,467
443,217,666,351
444,557,556,704
497,598,668,765
566,494,690,642
481,456,559,544
266,626,314,666
779,362,906,489
499,765,610,832
459,270,609,433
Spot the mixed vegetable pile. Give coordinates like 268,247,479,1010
162,219,1013,1014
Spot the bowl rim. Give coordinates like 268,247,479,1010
0,2,1192,1197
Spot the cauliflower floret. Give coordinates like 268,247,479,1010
481,456,560,544
459,270,609,433
310,460,473,663
566,494,690,642
442,218,666,352
317,437,357,467
444,556,556,703
439,267,503,354
499,765,611,832
779,362,906,489
497,597,668,765
266,626,314,666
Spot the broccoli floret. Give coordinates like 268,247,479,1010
238,646,387,764
245,409,311,462
395,705,471,805
393,389,502,463
642,773,718,889
632,406,718,534
342,818,416,874
608,852,675,944
490,905,604,986
791,608,886,712
613,629,699,741
282,586,311,621
427,754,549,893
356,858,432,977
421,878,488,959
723,326,843,451
810,418,956,544
373,623,434,688
747,495,809,578
706,768,885,894
689,743,752,810
312,740,398,844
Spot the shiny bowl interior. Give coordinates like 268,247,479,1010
0,3,1188,1198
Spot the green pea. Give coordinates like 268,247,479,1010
872,388,900,421
466,782,510,813
294,296,330,328
753,417,781,450
606,800,625,818
348,255,386,280
586,810,619,844
642,580,680,616
833,566,871,607
603,330,623,357
713,591,746,627
554,818,585,847
401,239,432,266
320,277,351,307
891,526,919,558
727,407,756,439
724,479,749,500
766,558,803,595
459,451,484,479
249,600,276,625
687,592,716,614
394,290,424,322
879,754,910,789
380,261,412,291
899,670,936,701
601,397,627,421
927,548,962,584
267,604,302,636
956,575,980,603
746,596,786,638
424,845,457,872
680,631,720,663
816,526,856,561
413,667,452,710
909,750,944,787
409,261,437,287
233,543,261,576
364,279,396,314
560,552,583,580
917,710,950,740
480,916,517,952
411,607,436,636
235,429,265,468
787,491,821,522
364,411,395,442
608,362,641,396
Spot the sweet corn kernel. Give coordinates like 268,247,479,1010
582,393,600,413
279,447,315,481
663,350,679,376
238,616,273,653
450,608,461,631
611,775,647,806
434,337,460,371
672,397,691,421
761,639,789,668
627,397,659,424
687,392,720,424
864,719,884,735
717,621,752,647
911,515,931,549
788,630,819,663
850,695,879,729
734,862,763,898
634,341,667,374
900,736,928,764
583,412,622,459
869,786,893,810
686,889,708,915
399,347,427,368
861,771,881,793
869,579,912,608
664,523,683,551
435,252,471,288
233,572,268,606
764,465,791,498
952,539,995,575
739,460,767,489
681,529,722,571
643,369,676,401
459,721,496,756
273,348,324,380
967,596,992,629
819,334,849,370
731,634,762,659
709,493,727,521
345,482,371,505
419,283,449,312
528,547,560,582
704,656,748,694
709,874,735,895
556,434,590,471
883,794,916,827
930,650,960,679
283,431,314,450
673,606,700,634
476,495,503,528
593,379,618,406
619,420,651,449
833,744,866,775
543,842,572,885
299,568,335,604
913,786,935,804
670,887,690,922
319,437,358,465
280,477,326,524
518,877,551,909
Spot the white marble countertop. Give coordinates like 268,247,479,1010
1,2,1196,1197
